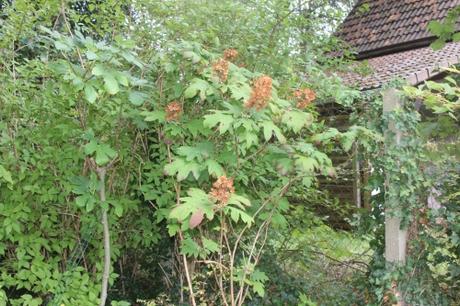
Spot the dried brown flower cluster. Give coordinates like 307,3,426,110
209,176,235,205
212,58,229,82
244,75,273,110
223,48,238,61
293,88,316,109
165,101,182,121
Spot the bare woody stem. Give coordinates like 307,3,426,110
97,167,110,306
179,231,197,306
167,142,197,305
232,178,296,306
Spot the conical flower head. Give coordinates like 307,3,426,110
244,75,273,110
165,101,182,121
209,176,235,205
293,88,316,109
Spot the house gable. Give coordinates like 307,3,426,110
336,0,460,59
336,0,460,90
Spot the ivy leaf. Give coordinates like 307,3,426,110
277,197,290,212
453,32,460,42
75,196,87,208
71,176,91,195
128,91,148,106
427,20,443,36
430,38,445,51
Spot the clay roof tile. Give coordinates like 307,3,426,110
338,41,460,90
335,0,460,57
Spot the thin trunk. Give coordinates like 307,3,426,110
179,232,197,306
98,167,111,306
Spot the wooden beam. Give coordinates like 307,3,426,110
353,143,361,208
383,88,408,264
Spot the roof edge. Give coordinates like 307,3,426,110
355,37,435,60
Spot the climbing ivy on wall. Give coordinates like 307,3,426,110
352,73,460,305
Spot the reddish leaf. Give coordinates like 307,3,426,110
189,209,204,229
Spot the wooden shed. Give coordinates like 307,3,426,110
324,0,460,210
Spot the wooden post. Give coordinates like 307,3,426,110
353,143,362,209
383,88,408,264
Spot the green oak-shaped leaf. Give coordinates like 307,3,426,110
205,159,224,177
165,158,201,181
169,188,214,222
95,144,117,166
261,120,286,143
184,78,210,99
224,206,253,224
295,156,319,174
203,111,234,134
282,110,312,133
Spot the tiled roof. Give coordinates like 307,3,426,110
336,0,460,57
339,41,460,90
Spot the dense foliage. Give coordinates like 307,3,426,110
0,1,459,305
